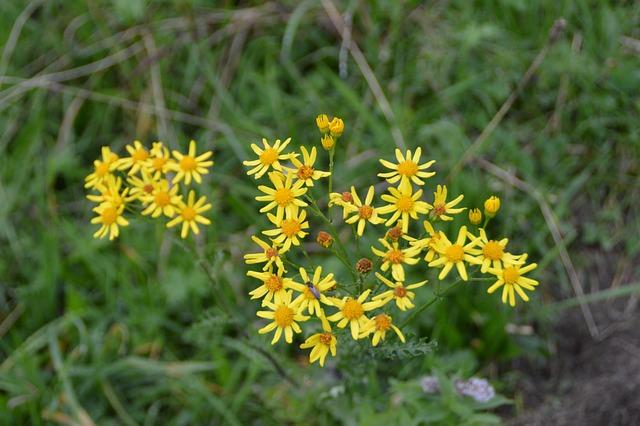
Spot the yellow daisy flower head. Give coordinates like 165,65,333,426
247,268,293,306
290,266,336,317
344,186,385,236
85,146,119,189
378,147,436,186
371,239,421,282
329,190,355,219
285,146,330,187
91,202,129,240
428,226,481,281
118,140,150,175
257,290,309,344
300,317,336,367
262,205,309,252
360,313,405,346
243,138,297,179
86,175,130,208
140,179,181,218
166,190,212,238
256,171,308,220
244,235,286,272
429,185,466,221
468,208,482,225
378,179,430,232
170,140,213,185
486,262,538,307
146,141,175,178
410,221,446,262
127,169,158,203
467,228,526,273
326,289,383,340
372,272,427,311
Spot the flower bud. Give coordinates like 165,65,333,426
316,114,330,133
321,134,335,150
484,196,500,217
329,117,344,138
468,208,482,225
316,231,333,248
356,258,373,274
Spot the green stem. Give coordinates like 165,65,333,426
328,147,335,198
400,278,464,328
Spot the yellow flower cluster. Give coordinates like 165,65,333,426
85,140,213,240
244,115,539,367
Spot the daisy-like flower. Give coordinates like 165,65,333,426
170,140,213,184
243,138,297,179
378,147,436,186
428,226,480,281
243,236,286,272
87,175,130,208
300,318,337,367
118,140,150,175
329,190,354,219
285,146,330,187
85,146,119,189
255,172,308,220
146,141,175,178
140,179,182,218
91,202,129,240
360,314,405,346
127,169,157,203
429,185,465,221
344,186,384,236
166,190,212,238
486,262,538,307
262,206,309,251
411,221,445,262
327,289,383,340
377,180,430,232
371,239,421,281
467,228,526,273
290,266,336,317
247,268,293,306
257,290,309,344
372,272,427,311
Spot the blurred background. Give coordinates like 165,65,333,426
1,1,639,425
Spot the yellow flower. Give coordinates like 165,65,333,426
127,169,157,203
285,146,330,187
257,290,309,344
329,117,344,137
85,146,119,189
170,140,213,184
411,221,445,262
378,148,436,186
316,114,330,133
360,314,405,346
146,141,175,178
86,175,129,208
256,172,308,220
484,195,501,217
244,236,286,272
429,185,466,221
166,190,212,238
91,202,129,240
290,266,336,317
262,206,309,252
247,268,293,306
344,186,384,236
118,140,150,175
468,208,482,225
372,272,427,311
300,318,336,367
467,228,526,273
329,190,354,219
321,134,335,150
378,180,430,232
371,239,421,281
486,263,538,307
243,138,296,179
428,226,480,281
327,289,383,339
140,179,182,218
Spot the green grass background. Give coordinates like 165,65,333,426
1,0,639,424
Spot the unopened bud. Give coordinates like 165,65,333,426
484,196,500,217
321,134,335,150
468,208,482,225
316,114,330,133
329,117,344,138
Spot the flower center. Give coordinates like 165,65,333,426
143,184,154,194
483,241,504,260
274,188,293,206
433,203,446,216
265,275,283,292
445,244,464,262
133,149,148,162
101,207,118,225
154,191,171,207
297,165,314,180
152,157,167,170
396,195,414,212
96,162,109,176
503,267,520,284
260,148,278,165
180,156,197,171
397,160,418,176
394,286,407,298
386,249,404,264
281,219,301,237
342,299,364,320
319,332,333,346
265,247,278,258
387,226,403,240
374,314,392,331
341,192,353,202
181,206,197,221
274,306,294,328
359,205,373,219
